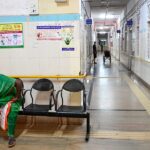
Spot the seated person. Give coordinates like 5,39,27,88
103,50,111,64
104,50,111,57
0,74,23,148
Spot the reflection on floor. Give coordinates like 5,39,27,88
1,54,150,150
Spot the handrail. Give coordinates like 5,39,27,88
10,75,86,79
131,56,150,64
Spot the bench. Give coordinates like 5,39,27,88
19,78,90,141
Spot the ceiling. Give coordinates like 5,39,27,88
88,0,129,7
85,0,130,32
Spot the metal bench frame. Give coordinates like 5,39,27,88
19,78,90,141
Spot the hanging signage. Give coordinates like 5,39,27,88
86,19,92,25
0,23,24,48
127,19,133,27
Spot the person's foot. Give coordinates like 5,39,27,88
8,137,16,148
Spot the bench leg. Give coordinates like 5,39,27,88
85,113,90,142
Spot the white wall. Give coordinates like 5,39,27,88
0,0,90,116
0,20,81,76
39,0,80,14
111,0,150,85
0,0,83,76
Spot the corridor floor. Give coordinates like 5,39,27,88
1,54,150,150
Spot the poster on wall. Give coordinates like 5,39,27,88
0,23,24,48
36,25,62,40
61,25,74,51
36,22,75,51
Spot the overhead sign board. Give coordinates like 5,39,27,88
127,19,133,26
86,19,92,25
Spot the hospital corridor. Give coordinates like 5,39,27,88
0,0,150,149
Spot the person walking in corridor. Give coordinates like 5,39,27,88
101,44,103,53
0,74,23,148
93,41,97,64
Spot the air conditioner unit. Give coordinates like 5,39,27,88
55,0,67,2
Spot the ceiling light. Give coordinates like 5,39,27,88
98,26,110,30
99,14,105,19
99,26,104,29
99,14,116,19
99,31,107,34
106,14,115,19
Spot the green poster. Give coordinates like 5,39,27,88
0,23,24,48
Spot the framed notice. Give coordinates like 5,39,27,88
0,23,24,48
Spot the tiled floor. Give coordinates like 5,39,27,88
1,53,150,150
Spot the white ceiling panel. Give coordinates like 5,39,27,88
84,0,129,7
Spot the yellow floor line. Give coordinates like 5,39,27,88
123,74,150,115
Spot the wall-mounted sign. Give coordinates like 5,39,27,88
36,25,62,40
0,23,24,48
117,30,121,33
61,25,75,51
127,19,133,27
86,19,92,25
36,23,75,51
62,48,74,51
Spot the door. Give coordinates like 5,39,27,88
128,29,133,70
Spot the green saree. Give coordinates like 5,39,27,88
0,74,21,137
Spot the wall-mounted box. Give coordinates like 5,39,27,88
55,0,67,2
